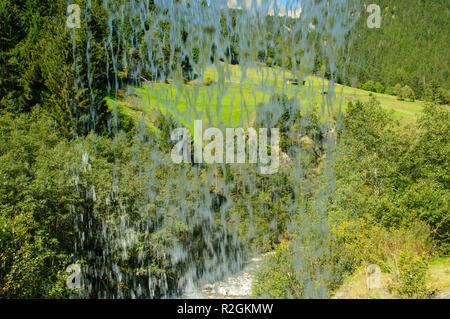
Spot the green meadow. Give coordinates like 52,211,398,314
109,63,426,131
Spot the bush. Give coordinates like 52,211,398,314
361,81,385,94
395,83,404,99
385,86,396,96
252,242,302,298
361,80,376,92
204,77,213,86
401,85,415,101
374,82,385,94
0,113,77,297
429,87,450,105
392,252,429,299
330,220,433,295
437,88,450,104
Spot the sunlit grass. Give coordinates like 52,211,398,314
110,63,425,131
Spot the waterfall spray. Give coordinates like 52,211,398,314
67,0,361,299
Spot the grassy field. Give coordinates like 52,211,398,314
108,63,426,130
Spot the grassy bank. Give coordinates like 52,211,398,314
332,256,449,299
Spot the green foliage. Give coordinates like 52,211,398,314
0,107,252,298
0,0,111,136
374,82,385,94
347,0,450,100
361,80,376,92
1,96,447,298
400,85,415,102
0,1,448,300
252,242,302,298
332,220,431,272
325,98,449,297
0,111,77,297
330,220,432,298
395,83,403,98
385,86,396,96
334,100,449,243
204,77,214,86
425,83,450,105
153,110,178,152
361,81,385,94
393,252,429,299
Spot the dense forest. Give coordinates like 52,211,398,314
346,0,450,103
259,0,450,103
0,0,448,299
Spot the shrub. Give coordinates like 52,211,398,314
361,80,376,92
438,88,450,104
361,81,385,94
392,252,429,299
434,88,450,105
424,83,449,104
204,77,213,86
385,86,396,96
374,82,385,93
401,85,415,101
252,242,303,298
330,220,433,295
395,83,404,99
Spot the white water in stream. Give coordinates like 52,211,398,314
182,253,272,299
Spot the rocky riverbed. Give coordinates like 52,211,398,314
182,254,272,299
